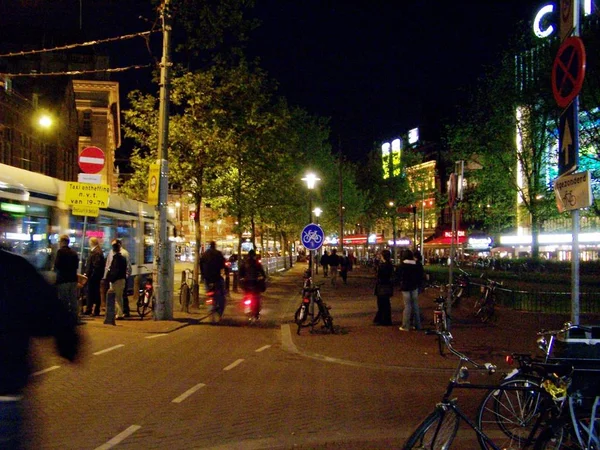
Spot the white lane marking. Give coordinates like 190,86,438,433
223,359,244,371
31,365,60,377
94,425,141,450
93,344,125,356
255,345,271,353
172,383,206,404
145,333,168,339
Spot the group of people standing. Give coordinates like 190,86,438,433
53,235,132,325
319,249,353,286
373,249,425,330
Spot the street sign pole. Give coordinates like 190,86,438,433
154,0,172,320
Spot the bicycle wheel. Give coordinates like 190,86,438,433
403,407,459,449
137,293,153,318
477,377,552,449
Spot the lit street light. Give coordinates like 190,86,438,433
302,172,320,276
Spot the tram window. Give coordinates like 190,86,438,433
0,208,52,270
143,221,154,263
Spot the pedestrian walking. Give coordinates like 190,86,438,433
104,239,128,321
53,234,80,326
398,249,424,332
373,249,394,326
328,248,340,286
119,241,132,317
0,248,80,449
83,237,105,316
339,254,349,284
320,250,330,277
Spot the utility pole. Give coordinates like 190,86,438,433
154,0,172,320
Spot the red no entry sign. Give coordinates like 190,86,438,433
79,146,106,174
552,37,586,108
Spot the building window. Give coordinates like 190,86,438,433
81,111,92,137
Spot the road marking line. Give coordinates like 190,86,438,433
255,345,271,353
223,359,244,371
31,365,60,377
172,383,206,403
145,333,168,339
93,344,125,356
94,425,141,450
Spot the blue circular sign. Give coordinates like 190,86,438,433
301,223,324,251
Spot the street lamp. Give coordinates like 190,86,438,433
302,172,320,275
313,207,322,224
302,172,320,223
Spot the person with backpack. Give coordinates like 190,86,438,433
104,239,128,321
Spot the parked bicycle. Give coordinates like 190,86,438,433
137,276,154,319
294,272,335,335
425,283,453,357
473,275,503,323
404,330,580,450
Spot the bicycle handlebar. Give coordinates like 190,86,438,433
426,330,497,374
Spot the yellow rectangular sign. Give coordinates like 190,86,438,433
148,163,160,206
72,205,100,217
66,182,110,208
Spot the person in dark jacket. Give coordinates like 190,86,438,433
0,248,80,448
54,234,80,326
373,250,394,325
398,249,424,331
320,250,330,277
200,241,226,317
84,237,105,316
328,249,341,286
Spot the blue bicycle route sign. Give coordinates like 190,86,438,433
300,223,324,251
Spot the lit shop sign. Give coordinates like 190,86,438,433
443,230,466,238
388,238,411,246
468,237,492,249
368,233,378,244
500,232,600,245
533,1,593,39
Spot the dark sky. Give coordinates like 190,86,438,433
1,0,547,160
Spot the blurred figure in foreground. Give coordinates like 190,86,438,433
0,248,80,449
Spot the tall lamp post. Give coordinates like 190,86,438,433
302,172,320,275
313,207,322,274
388,201,397,263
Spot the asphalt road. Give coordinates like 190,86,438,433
22,262,581,449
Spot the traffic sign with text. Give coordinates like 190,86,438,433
66,182,110,208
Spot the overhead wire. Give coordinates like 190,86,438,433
0,64,154,78
0,30,159,58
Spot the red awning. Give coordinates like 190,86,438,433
424,235,467,246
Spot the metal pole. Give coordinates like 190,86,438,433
339,152,344,255
420,191,425,252
571,0,581,324
154,0,172,320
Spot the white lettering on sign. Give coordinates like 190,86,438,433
534,1,593,39
534,4,555,38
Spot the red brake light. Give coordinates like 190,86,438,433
505,355,514,365
243,299,252,306
302,297,310,304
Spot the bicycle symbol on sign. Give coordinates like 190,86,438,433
303,229,322,244
564,190,577,206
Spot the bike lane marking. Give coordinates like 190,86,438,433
145,333,168,339
31,365,61,377
255,345,271,352
223,358,245,371
94,425,141,450
93,344,125,356
171,383,207,404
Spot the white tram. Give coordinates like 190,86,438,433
0,163,164,279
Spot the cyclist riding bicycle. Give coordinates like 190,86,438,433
239,250,266,319
200,241,226,318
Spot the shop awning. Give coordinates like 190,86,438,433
424,235,467,246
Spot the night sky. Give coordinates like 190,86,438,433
1,0,547,161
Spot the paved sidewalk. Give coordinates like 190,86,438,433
82,262,590,371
